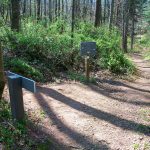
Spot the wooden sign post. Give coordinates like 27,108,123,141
80,42,96,82
6,71,36,121
85,56,90,82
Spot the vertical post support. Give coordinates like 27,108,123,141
85,56,90,82
8,76,24,121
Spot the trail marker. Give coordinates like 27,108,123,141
80,42,96,81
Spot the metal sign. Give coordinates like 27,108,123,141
80,42,96,57
6,71,36,93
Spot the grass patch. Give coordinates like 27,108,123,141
67,71,96,84
133,142,150,150
139,109,150,122
0,100,34,149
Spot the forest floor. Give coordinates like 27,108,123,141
3,51,150,150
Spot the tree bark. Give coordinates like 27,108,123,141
37,0,41,21
131,18,135,50
11,0,20,32
95,0,102,27
71,0,75,46
49,0,52,21
122,0,129,53
0,42,5,100
109,0,114,30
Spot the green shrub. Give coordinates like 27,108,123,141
2,20,135,80
67,71,96,83
0,100,57,149
5,58,43,81
139,31,150,47
0,100,33,149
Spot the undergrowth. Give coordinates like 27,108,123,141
0,19,135,82
0,100,34,149
0,100,59,149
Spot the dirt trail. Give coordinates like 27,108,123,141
4,53,150,150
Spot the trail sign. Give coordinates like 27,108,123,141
6,71,36,121
80,42,96,82
80,42,96,57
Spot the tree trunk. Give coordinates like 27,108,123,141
71,0,75,46
37,0,41,21
130,0,135,50
61,0,64,19
103,0,107,23
49,0,52,21
122,0,129,53
58,0,61,18
109,0,114,30
0,42,5,100
55,0,58,20
95,0,102,27
11,0,20,32
131,18,135,50
29,0,32,17
23,0,26,17
44,0,47,26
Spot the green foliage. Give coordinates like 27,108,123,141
0,100,34,149
139,34,150,47
139,109,150,122
133,143,150,150
1,20,135,81
133,143,140,150
99,52,135,74
0,100,58,149
5,58,43,81
67,71,96,83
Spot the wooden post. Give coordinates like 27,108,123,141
85,56,90,82
8,76,24,121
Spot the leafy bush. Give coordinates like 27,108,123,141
5,58,43,81
0,100,33,149
0,100,58,149
139,35,150,47
2,20,135,81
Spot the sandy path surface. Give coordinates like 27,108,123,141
3,53,150,150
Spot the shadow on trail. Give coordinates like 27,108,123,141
34,91,110,149
97,79,150,93
38,86,150,136
90,79,150,107
28,120,68,150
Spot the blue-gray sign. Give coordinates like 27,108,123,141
6,71,36,93
80,42,96,57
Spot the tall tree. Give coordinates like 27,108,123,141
37,0,41,21
71,0,75,46
49,0,52,21
95,0,102,27
0,42,5,100
109,0,114,30
11,0,20,32
23,0,26,17
122,0,129,52
130,0,136,50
